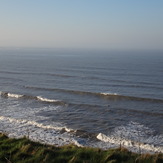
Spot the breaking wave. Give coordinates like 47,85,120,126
97,122,163,153
0,115,82,147
0,92,66,105
97,133,163,153
0,116,73,133
0,115,162,153
25,86,163,103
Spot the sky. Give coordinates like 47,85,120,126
0,0,163,50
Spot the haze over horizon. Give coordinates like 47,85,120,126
0,0,163,50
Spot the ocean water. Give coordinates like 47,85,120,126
0,48,163,153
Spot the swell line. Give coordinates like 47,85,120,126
114,108,163,117
0,115,73,132
1,91,162,120
0,70,75,78
0,92,66,106
25,86,163,103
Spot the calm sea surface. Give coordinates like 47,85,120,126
0,49,163,153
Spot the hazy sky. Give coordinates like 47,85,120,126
0,0,163,50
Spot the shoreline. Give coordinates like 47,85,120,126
1,119,163,155
0,133,163,163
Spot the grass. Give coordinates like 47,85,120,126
0,133,162,163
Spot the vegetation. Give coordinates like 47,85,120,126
0,133,162,163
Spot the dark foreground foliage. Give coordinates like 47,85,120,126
0,133,162,163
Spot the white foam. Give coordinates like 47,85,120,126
0,96,82,147
0,115,162,153
7,93,23,98
0,95,162,153
97,133,163,153
1,92,60,103
37,96,59,103
0,115,81,147
101,92,118,96
0,116,73,132
73,140,84,147
97,121,163,153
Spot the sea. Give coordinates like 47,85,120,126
0,48,163,153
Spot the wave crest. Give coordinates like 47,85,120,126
97,121,163,153
25,86,163,103
0,116,73,133
0,92,66,105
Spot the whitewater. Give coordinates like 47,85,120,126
0,49,163,153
